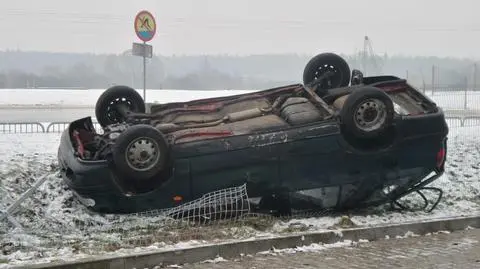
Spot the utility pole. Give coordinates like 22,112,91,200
362,36,382,76
362,36,368,75
474,63,477,91
464,76,468,110
431,65,435,95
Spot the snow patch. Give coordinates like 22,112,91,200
201,256,228,264
395,231,420,239
258,239,360,256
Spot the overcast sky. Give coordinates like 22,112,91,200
1,0,479,58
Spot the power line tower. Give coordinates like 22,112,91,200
362,36,383,76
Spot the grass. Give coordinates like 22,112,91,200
81,214,279,252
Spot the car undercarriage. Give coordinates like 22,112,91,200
73,79,437,162
58,52,449,215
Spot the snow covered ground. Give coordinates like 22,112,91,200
0,88,479,123
0,87,479,267
0,88,255,107
0,88,480,110
0,125,479,268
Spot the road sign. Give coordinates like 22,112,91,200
134,10,156,42
132,42,153,58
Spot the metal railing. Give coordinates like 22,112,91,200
0,115,478,134
0,121,102,134
0,122,46,133
445,117,480,127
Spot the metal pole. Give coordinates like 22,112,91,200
0,173,51,229
362,36,368,76
143,41,147,102
431,65,435,95
474,63,477,91
464,76,468,110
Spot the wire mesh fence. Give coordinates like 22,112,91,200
0,172,338,260
0,183,253,254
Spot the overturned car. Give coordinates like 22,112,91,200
57,53,448,215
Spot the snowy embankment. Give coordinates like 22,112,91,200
0,125,479,268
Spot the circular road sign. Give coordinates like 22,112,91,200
134,10,156,42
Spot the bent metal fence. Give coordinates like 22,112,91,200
0,180,282,260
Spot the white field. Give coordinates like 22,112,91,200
0,88,479,267
0,88,480,123
0,88,256,122
0,88,479,109
0,88,255,107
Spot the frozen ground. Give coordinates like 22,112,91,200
0,125,479,268
0,88,480,110
0,89,253,122
0,88,255,107
0,108,94,122
1,89,480,123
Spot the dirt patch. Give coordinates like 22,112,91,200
329,215,357,229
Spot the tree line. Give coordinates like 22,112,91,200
0,50,477,90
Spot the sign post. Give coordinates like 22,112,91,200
134,10,156,102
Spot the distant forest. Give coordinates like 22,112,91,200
0,50,478,90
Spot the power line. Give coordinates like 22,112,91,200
1,9,480,31
1,9,480,34
2,9,129,19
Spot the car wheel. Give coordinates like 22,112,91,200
303,53,351,95
340,86,394,139
95,85,146,127
112,124,168,181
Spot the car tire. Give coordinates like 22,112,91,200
303,53,351,95
340,86,394,139
95,85,146,127
112,124,168,181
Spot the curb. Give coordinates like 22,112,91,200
18,215,480,269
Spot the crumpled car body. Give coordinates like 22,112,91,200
57,53,448,214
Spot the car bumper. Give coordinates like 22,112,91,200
57,128,121,212
57,126,190,213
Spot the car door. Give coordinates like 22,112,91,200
277,120,343,192
174,128,285,200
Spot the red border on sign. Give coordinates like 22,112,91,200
134,10,157,42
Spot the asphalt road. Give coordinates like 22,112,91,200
175,228,480,269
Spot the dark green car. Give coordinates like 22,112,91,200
57,53,448,215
